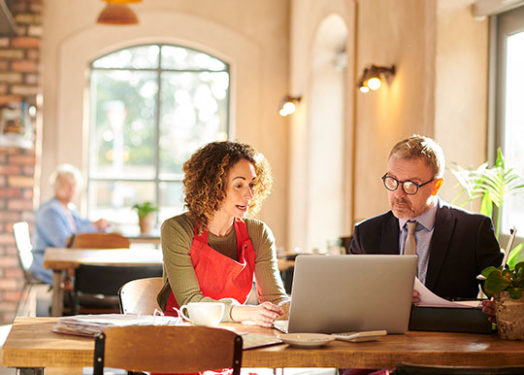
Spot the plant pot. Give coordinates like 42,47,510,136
138,213,154,235
494,291,524,340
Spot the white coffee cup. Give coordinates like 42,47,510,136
178,302,225,326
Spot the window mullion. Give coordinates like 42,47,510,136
154,44,162,228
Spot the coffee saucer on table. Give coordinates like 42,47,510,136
277,333,334,348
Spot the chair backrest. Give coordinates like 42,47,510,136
93,325,243,375
68,233,130,249
339,235,353,255
75,265,163,296
392,364,524,375
13,221,33,273
119,277,163,314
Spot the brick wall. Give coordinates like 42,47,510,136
0,0,41,324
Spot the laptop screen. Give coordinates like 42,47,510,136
285,254,417,334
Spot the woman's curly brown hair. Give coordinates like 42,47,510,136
183,141,272,232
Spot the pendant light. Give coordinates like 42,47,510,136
97,0,142,26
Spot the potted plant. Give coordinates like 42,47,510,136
481,262,524,340
451,148,524,340
450,148,524,267
132,201,158,235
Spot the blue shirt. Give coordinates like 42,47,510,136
398,199,438,284
30,198,95,284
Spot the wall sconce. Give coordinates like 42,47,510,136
357,65,396,93
278,96,302,117
97,0,142,25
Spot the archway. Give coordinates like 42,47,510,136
306,14,348,251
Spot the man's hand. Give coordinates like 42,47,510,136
412,289,421,304
92,218,110,231
481,299,496,323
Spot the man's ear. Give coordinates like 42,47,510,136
432,178,443,196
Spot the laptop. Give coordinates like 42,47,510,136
274,254,417,334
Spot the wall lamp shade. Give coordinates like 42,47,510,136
278,96,302,117
97,3,139,25
357,65,395,93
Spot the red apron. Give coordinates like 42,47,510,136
154,220,256,375
165,219,256,316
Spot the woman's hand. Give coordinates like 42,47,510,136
277,301,290,320
231,302,284,327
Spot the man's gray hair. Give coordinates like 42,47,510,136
389,135,445,178
50,164,83,190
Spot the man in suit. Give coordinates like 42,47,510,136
350,135,503,300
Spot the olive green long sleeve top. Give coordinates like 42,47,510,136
157,212,289,321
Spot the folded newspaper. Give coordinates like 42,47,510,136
53,314,184,337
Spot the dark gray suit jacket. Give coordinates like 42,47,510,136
350,201,503,299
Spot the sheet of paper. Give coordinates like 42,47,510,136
414,278,480,308
53,314,186,337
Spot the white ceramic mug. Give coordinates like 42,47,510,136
178,302,225,326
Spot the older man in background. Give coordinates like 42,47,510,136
31,164,109,284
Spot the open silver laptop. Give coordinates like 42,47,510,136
275,254,417,334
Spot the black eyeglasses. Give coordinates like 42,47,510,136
382,173,434,195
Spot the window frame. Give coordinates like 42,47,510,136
86,43,231,229
490,6,524,243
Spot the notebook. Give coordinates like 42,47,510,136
274,254,417,334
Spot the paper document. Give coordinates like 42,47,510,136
53,314,185,337
414,278,481,308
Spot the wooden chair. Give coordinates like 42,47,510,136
339,235,353,254
93,325,243,375
118,277,163,315
67,232,130,249
13,221,47,316
392,364,524,375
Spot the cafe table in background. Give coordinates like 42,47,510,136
43,248,163,317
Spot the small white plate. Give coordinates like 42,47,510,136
278,333,334,348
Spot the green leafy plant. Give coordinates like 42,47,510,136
481,262,524,299
450,148,524,267
132,201,158,218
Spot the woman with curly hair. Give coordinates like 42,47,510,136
157,141,289,327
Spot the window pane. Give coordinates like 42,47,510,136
161,45,227,71
92,45,159,69
89,44,230,228
159,181,185,223
90,70,158,179
502,31,524,234
158,71,229,177
88,180,157,234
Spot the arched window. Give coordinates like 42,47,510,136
88,44,230,234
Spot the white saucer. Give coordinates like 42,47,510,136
278,333,334,348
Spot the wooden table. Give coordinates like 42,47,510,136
2,317,524,374
43,248,163,317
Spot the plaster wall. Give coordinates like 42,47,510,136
289,0,489,249
433,0,490,203
40,0,290,245
354,0,437,221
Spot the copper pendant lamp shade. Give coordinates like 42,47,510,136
103,0,142,3
97,3,139,25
